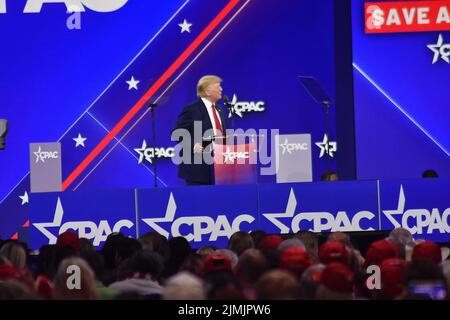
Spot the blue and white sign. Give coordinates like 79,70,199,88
30,189,137,249
259,181,379,234
380,179,450,243
137,185,259,248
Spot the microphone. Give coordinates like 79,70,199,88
223,95,234,114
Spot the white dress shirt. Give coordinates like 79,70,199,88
201,97,222,136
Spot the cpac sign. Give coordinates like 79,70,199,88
34,146,59,163
142,193,255,242
222,147,250,163
33,198,134,247
279,138,308,155
0,0,128,13
383,186,450,236
134,140,175,164
263,189,376,233
228,94,266,118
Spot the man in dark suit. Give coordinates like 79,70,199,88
173,75,228,185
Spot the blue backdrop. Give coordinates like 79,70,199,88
352,0,450,180
0,0,336,239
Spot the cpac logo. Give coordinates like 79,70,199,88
279,138,308,155
222,147,250,163
427,34,450,64
383,185,450,235
263,189,376,233
142,193,255,242
315,134,337,158
228,94,266,118
0,0,128,14
33,197,134,246
34,146,59,163
134,140,174,164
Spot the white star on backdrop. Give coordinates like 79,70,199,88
126,76,140,90
427,34,450,64
315,134,337,158
19,191,29,205
178,19,192,33
73,133,87,147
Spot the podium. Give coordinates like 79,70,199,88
213,140,258,185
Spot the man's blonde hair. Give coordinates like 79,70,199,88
197,75,222,97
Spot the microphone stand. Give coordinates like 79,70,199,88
324,101,331,174
148,103,158,188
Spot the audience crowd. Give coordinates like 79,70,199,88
0,228,449,300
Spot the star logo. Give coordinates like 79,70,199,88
141,193,177,238
33,197,64,244
34,146,44,163
134,140,150,163
262,188,297,234
19,191,29,205
382,185,405,229
427,34,450,64
227,94,239,118
178,19,192,33
279,139,291,155
126,76,140,90
315,134,337,158
73,133,87,148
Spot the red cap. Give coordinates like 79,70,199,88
204,253,232,273
35,275,54,299
412,241,441,264
321,262,354,293
0,264,23,281
258,235,283,252
57,230,80,252
279,247,313,276
380,258,407,299
364,239,399,268
319,241,350,265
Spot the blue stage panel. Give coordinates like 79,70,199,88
137,184,259,249
379,179,450,243
29,189,137,250
259,181,379,234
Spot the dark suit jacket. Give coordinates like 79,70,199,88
173,98,228,184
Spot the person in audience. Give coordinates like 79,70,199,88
53,257,99,300
108,250,164,298
422,169,438,178
296,230,319,262
299,263,326,299
163,271,205,300
255,270,300,300
234,249,269,299
228,231,254,257
315,262,354,300
320,171,339,181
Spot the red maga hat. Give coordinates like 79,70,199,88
319,241,350,265
321,262,354,293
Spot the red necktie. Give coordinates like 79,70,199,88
211,104,223,135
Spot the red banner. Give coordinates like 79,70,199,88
365,1,450,33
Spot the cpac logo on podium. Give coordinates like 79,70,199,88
263,188,376,233
142,193,255,242
33,197,134,247
34,146,59,163
0,0,128,13
279,138,308,155
222,147,250,163
383,185,450,235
